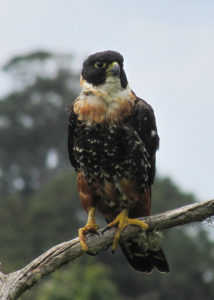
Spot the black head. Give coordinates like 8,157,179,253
81,50,128,88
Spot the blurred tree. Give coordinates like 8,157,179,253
22,258,122,300
0,50,79,196
0,171,80,271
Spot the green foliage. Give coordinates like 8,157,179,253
26,259,122,300
0,171,81,271
152,177,195,213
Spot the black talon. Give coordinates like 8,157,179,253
86,250,99,256
102,226,109,234
88,228,99,235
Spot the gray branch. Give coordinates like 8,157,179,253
0,199,214,300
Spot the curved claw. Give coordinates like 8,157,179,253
102,226,110,234
86,250,99,256
88,228,100,235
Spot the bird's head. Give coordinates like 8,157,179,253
73,50,135,124
81,50,128,89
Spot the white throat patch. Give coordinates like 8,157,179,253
74,76,136,124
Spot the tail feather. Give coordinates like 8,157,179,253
120,234,169,273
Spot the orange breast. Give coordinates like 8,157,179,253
73,90,136,124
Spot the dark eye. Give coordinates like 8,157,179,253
94,60,106,69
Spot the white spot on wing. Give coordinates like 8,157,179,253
151,130,157,137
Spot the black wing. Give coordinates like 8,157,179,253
67,104,77,171
132,97,160,185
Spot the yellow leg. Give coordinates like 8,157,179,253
79,207,99,252
107,209,149,252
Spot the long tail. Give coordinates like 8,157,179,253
120,232,169,273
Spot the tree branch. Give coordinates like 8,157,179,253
0,199,214,300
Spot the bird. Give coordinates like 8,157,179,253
67,50,169,273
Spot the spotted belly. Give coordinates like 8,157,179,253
74,122,150,212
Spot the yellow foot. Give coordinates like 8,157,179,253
107,209,149,253
79,207,99,252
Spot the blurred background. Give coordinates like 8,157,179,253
0,1,214,299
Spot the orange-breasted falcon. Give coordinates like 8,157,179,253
68,50,169,273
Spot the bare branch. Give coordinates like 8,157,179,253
0,199,214,300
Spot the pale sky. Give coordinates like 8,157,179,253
0,0,213,200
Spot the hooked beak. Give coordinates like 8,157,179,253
106,62,120,77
